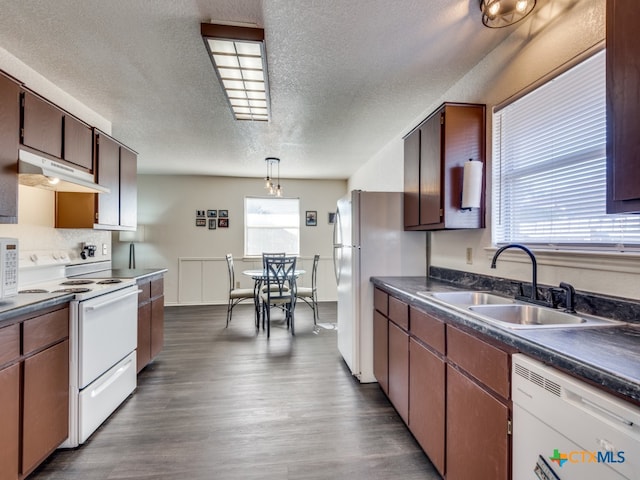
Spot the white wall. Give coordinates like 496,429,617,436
112,175,347,305
350,0,640,300
0,186,111,266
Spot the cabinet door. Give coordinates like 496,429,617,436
63,115,93,170
0,73,20,223
373,310,388,394
21,92,63,158
404,128,420,228
388,321,409,424
137,301,151,373
95,133,120,226
0,363,19,480
446,365,509,480
419,111,443,226
606,0,640,213
409,339,445,476
150,295,165,360
22,340,69,476
119,146,137,229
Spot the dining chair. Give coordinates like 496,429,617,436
260,256,297,338
297,254,319,325
225,254,257,328
261,252,288,293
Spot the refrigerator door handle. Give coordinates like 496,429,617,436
333,245,342,285
333,208,342,284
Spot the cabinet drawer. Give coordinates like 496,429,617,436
389,296,409,330
0,324,20,366
446,325,510,399
150,276,164,299
374,288,388,315
23,307,69,356
410,307,445,355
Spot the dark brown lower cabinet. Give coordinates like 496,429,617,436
409,338,445,476
22,340,69,476
446,365,510,480
373,310,389,394
388,321,409,424
137,274,165,372
372,288,513,479
0,363,20,480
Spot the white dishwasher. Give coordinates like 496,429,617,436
512,354,640,480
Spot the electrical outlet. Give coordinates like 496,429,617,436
102,244,108,255
466,247,473,265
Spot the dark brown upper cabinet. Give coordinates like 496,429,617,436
606,0,640,213
63,115,93,171
0,72,20,223
21,91,64,159
55,130,137,230
404,103,486,231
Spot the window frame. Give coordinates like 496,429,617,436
244,196,301,257
491,46,640,253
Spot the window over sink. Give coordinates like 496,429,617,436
492,49,640,250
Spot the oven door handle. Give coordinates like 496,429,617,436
85,289,139,311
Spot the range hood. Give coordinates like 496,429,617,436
18,149,110,194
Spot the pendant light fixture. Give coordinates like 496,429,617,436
480,0,536,28
264,157,282,197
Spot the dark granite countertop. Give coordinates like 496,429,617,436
0,292,73,326
371,276,640,404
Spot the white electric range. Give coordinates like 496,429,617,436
19,254,138,448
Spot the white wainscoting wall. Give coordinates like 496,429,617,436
178,255,336,305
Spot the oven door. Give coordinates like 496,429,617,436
78,285,138,389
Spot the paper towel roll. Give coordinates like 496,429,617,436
461,160,483,209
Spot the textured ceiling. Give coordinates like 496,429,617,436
0,0,511,180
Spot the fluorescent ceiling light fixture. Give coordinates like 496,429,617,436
201,23,271,122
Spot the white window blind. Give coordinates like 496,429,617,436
244,197,300,256
492,49,640,249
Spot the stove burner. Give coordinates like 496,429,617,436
53,288,92,293
19,289,50,294
97,279,122,284
61,279,95,286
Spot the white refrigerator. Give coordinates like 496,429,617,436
333,190,427,383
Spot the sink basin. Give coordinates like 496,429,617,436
468,304,621,329
420,291,515,305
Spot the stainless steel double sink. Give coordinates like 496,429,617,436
417,291,622,329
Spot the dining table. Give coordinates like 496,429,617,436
242,269,305,328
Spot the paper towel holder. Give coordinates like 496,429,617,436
461,158,484,211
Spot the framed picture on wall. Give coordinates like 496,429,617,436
196,218,206,227
196,210,206,217
306,211,317,226
207,210,217,218
219,210,229,218
208,219,217,229
218,218,229,228
328,212,336,224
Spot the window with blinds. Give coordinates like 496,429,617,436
492,49,640,250
244,197,300,256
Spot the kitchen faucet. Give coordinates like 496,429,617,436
490,244,550,306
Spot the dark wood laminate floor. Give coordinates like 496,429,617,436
29,303,440,480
